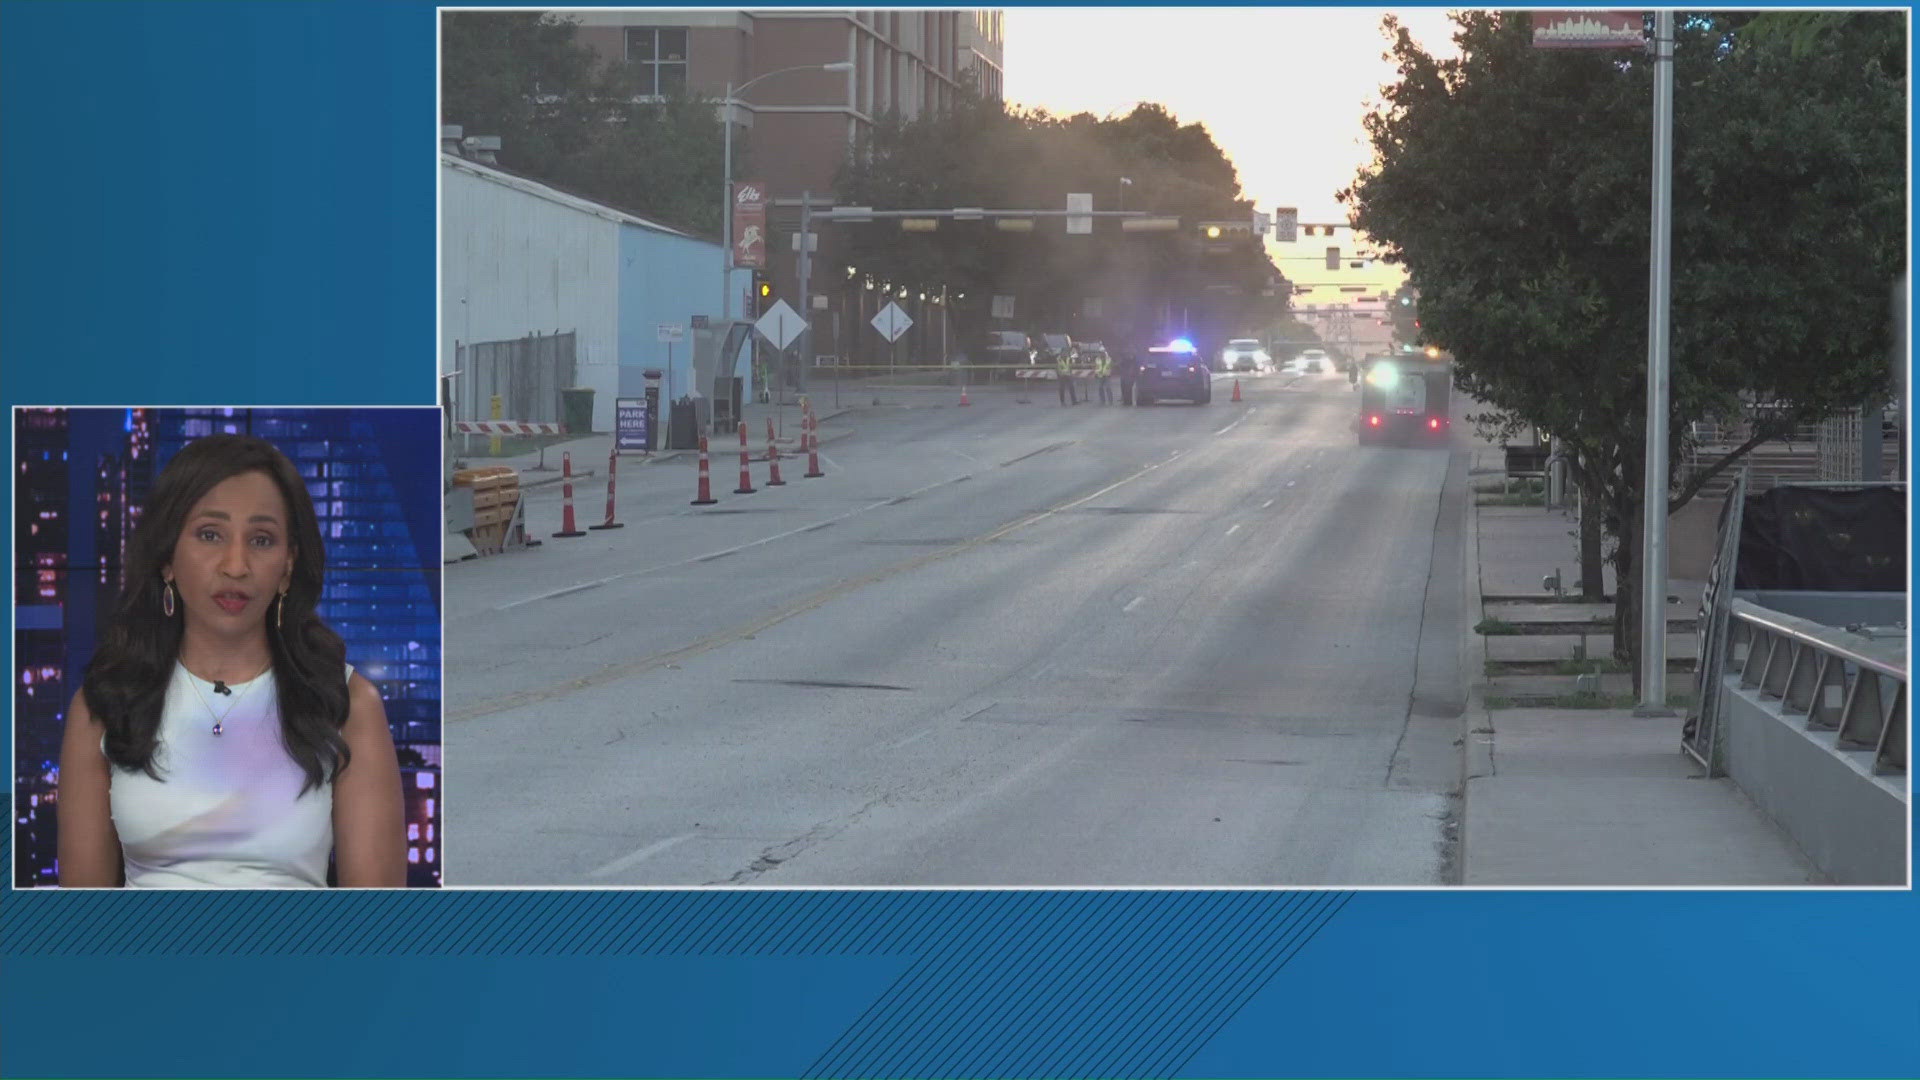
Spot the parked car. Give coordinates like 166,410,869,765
1222,339,1271,373
1137,339,1212,405
1077,340,1110,371
983,330,1035,378
1033,333,1078,369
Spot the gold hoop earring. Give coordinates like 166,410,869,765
162,580,176,618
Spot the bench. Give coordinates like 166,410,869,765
1504,444,1550,477
1504,444,1551,494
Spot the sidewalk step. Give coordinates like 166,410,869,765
1486,634,1699,663
1488,658,1696,677
1481,602,1694,636
1485,672,1698,705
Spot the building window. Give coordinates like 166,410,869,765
625,27,688,96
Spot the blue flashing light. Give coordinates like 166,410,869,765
1168,338,1196,353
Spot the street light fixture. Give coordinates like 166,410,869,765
721,60,855,322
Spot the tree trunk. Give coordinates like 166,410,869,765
1578,468,1606,601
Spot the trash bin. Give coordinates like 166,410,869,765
668,398,698,451
560,387,595,436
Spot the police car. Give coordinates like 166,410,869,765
1137,339,1212,405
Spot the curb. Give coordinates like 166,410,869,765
511,422,856,489
1458,444,1497,885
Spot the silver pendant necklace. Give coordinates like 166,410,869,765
184,666,265,735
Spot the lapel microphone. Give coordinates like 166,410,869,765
213,680,231,696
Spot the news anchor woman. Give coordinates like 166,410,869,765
58,435,407,888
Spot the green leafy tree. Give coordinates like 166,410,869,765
835,95,1289,363
1344,11,1903,687
441,11,732,236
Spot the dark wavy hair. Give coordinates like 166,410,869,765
81,434,350,793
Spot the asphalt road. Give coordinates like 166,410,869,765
445,368,1468,885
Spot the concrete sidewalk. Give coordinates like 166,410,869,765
1458,427,1824,885
450,381,976,487
449,373,1225,486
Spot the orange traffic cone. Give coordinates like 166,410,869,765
690,436,718,506
553,452,586,537
803,406,825,478
1231,378,1242,403
765,417,786,486
590,445,624,530
959,382,971,406
733,421,757,495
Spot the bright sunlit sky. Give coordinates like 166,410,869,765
1003,8,1462,229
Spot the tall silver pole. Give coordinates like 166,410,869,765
721,83,733,323
798,189,813,398
1638,10,1674,714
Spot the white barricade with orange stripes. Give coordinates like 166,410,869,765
453,420,567,436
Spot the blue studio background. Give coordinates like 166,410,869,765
2,3,1915,1079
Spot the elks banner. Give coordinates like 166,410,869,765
732,180,768,268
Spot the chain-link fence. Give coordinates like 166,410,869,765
453,331,577,424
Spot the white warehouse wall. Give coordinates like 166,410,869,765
441,157,621,431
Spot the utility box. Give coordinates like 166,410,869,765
641,369,664,452
560,387,595,435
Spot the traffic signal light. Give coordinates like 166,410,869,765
752,270,772,314
1199,221,1254,241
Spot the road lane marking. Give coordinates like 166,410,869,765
1214,416,1247,436
1225,524,1241,536
883,728,939,752
588,833,695,878
1287,480,1297,488
1262,499,1275,509
1123,596,1145,612
456,460,1171,720
492,473,972,612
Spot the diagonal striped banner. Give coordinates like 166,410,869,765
2,888,1351,962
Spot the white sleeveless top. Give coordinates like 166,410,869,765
108,663,351,889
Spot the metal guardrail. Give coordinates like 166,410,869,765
1726,598,1907,777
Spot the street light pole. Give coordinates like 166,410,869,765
798,190,813,397
717,61,853,328
1638,10,1675,714
721,80,734,323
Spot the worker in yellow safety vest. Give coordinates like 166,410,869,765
1056,347,1077,406
1095,350,1114,404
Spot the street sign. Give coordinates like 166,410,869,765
615,397,650,453
690,314,710,330
754,299,805,350
656,323,685,344
1274,207,1298,242
991,295,1015,320
1532,11,1644,48
871,301,914,343
1067,192,1093,235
